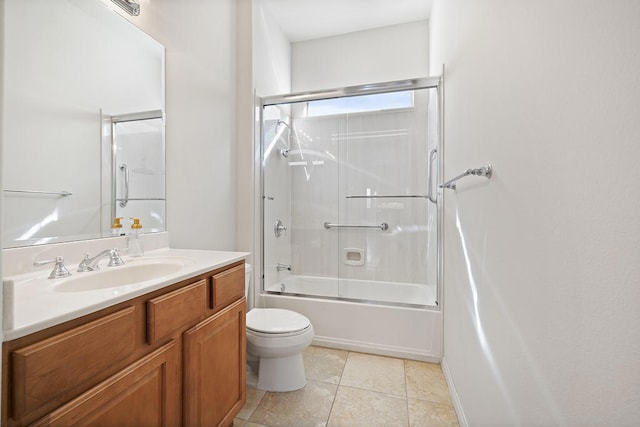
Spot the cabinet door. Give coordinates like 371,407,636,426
12,307,136,420
31,341,180,427
183,298,246,427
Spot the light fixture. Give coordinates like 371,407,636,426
111,0,140,16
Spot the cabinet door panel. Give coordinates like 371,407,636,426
184,298,246,427
31,340,180,427
11,307,136,419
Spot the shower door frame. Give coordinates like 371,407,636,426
259,76,444,310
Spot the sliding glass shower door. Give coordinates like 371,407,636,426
111,111,166,233
261,79,440,308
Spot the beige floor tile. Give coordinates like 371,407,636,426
237,386,267,420
340,352,406,396
408,398,459,427
405,360,451,403
303,346,349,385
249,379,337,427
327,386,408,427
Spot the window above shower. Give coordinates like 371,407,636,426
305,91,414,117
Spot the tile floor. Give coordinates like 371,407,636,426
234,346,459,427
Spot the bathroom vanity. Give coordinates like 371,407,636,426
1,250,247,427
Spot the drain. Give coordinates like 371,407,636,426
280,283,286,292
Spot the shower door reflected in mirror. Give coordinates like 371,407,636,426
262,83,440,308
110,112,166,234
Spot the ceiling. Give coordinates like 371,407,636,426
263,0,433,43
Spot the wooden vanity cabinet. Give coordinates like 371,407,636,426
1,261,246,427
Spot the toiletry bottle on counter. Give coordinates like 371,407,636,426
127,218,144,257
111,217,124,236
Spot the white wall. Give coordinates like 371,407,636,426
430,0,640,425
292,20,429,92
236,0,292,270
248,0,292,290
235,0,254,263
116,0,239,250
252,0,291,98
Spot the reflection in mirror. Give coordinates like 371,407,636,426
109,111,166,235
1,0,165,248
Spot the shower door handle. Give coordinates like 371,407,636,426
427,148,438,204
119,163,129,207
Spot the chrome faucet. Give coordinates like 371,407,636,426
34,256,72,279
276,263,291,272
78,249,125,272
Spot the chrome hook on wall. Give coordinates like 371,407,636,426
441,165,492,190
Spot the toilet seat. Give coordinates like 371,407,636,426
246,308,310,335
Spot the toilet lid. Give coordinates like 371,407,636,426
246,308,311,334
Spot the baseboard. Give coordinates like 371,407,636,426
312,335,441,363
441,357,468,427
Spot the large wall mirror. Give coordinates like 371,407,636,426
2,0,165,248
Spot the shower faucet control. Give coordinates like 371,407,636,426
276,263,292,272
274,219,287,238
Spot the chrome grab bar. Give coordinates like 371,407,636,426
4,189,72,197
115,198,166,202
427,148,438,203
119,163,129,207
441,165,492,190
346,195,428,199
323,221,389,231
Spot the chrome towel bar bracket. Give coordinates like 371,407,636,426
441,165,492,190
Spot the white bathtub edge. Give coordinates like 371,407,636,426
313,335,441,363
262,293,442,362
441,356,468,427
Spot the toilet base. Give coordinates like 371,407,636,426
256,353,306,392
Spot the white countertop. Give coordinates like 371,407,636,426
3,248,249,341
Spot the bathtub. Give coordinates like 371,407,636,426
259,275,442,362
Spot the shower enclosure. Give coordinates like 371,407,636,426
110,110,166,233
259,77,443,360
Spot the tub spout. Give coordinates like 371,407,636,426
276,263,291,272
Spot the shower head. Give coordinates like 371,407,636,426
276,120,292,158
276,120,290,129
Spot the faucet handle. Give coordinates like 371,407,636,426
34,256,72,279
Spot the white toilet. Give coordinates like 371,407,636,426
244,265,314,392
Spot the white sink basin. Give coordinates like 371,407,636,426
54,260,187,293
3,248,248,341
